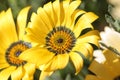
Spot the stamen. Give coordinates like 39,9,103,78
15,51,22,57
46,27,76,54
57,38,63,43
6,40,31,66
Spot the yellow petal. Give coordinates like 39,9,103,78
19,47,55,67
79,12,98,24
24,27,46,45
0,47,6,55
65,0,81,29
52,0,62,26
0,55,10,69
0,66,16,80
44,53,69,71
11,66,24,80
52,0,60,27
24,63,35,76
17,7,31,40
0,63,10,70
0,54,6,63
22,63,35,80
39,71,53,80
76,30,100,47
0,9,18,51
71,10,86,30
43,2,55,27
37,7,53,31
22,75,30,80
30,12,49,33
83,43,93,58
58,0,69,26
73,12,98,37
72,43,93,58
56,54,69,69
69,52,83,74
0,11,5,18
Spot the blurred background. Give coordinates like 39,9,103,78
0,0,108,31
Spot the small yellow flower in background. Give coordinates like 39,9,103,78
0,7,36,80
19,0,100,75
85,49,120,80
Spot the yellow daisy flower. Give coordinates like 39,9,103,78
85,49,120,80
0,7,36,80
20,0,100,74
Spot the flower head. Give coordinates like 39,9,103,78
20,0,100,75
0,7,36,80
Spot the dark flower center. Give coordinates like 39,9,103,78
46,27,76,54
57,38,63,43
6,40,31,66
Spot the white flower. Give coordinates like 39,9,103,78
110,6,120,19
93,50,106,63
107,0,120,19
107,0,120,6
100,27,120,52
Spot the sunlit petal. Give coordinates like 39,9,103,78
11,66,24,80
72,43,93,58
76,30,100,47
22,63,35,80
39,71,53,80
19,47,55,67
0,66,16,80
73,12,98,37
24,27,46,45
37,7,53,31
65,0,81,29
17,7,31,40
0,9,18,51
69,52,83,74
44,54,69,71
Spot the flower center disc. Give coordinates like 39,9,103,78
6,41,31,66
46,27,76,54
